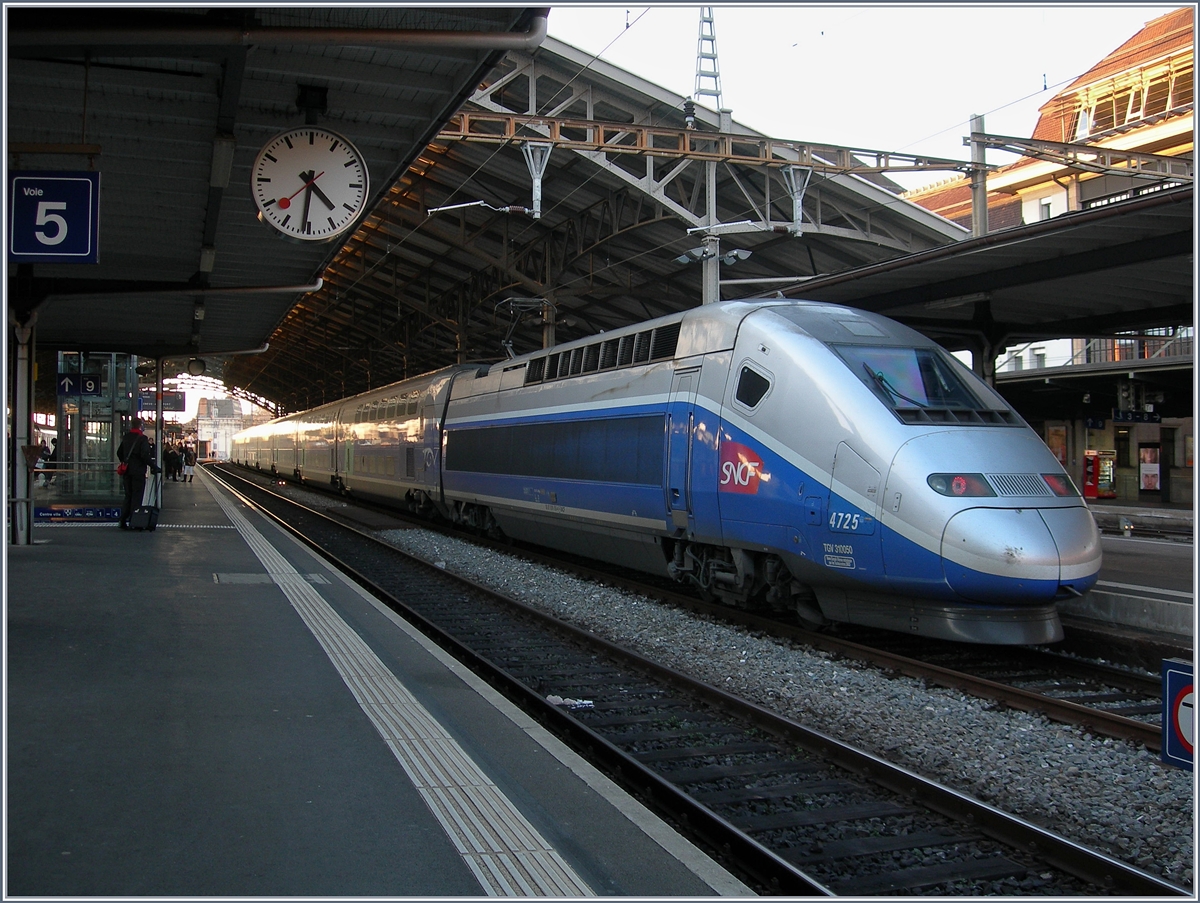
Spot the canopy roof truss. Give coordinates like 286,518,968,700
226,37,967,410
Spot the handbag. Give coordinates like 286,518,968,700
117,462,128,476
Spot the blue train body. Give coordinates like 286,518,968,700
232,299,1101,644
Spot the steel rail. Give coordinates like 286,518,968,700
222,464,1168,751
209,466,828,895
211,465,1187,897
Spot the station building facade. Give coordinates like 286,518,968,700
903,7,1194,506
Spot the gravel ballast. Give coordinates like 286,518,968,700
372,525,1194,890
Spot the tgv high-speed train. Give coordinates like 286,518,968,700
232,299,1101,644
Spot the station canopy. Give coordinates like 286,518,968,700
8,13,1192,416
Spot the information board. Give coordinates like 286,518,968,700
139,389,186,412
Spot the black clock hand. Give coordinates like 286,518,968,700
309,180,335,210
276,170,324,210
299,170,314,233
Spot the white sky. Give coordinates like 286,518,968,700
545,4,1181,190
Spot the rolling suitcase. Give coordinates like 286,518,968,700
130,475,161,532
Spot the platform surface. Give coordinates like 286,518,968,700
7,470,749,897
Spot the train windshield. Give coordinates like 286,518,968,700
835,345,986,411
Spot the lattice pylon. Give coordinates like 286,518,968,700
694,7,722,108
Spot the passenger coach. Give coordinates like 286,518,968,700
233,299,1101,644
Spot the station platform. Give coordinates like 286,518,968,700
1086,497,1194,538
1066,498,1195,646
6,470,749,897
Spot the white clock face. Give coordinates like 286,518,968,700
251,127,370,241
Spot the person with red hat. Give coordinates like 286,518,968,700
116,418,161,530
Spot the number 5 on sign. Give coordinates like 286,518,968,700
34,201,69,245
8,172,100,264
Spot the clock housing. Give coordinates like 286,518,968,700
251,127,370,242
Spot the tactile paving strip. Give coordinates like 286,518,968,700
207,481,592,896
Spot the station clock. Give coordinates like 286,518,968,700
251,127,370,242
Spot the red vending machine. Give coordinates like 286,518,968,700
1082,449,1117,499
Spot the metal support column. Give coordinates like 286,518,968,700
521,142,553,219
542,297,556,349
155,358,165,475
782,165,811,233
969,113,988,237
701,160,720,304
701,234,721,305
10,311,37,545
967,337,998,387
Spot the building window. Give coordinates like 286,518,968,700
1091,95,1116,132
1075,64,1194,139
1039,200,1052,221
1173,66,1194,106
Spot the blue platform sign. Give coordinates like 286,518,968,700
8,171,100,264
1113,409,1162,424
1162,658,1193,770
57,372,103,396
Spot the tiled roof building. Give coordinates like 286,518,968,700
904,8,1193,229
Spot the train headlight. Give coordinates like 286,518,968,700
1041,473,1079,497
927,473,996,497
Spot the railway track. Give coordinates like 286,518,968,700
222,465,1171,750
471,545,1171,753
821,631,1167,748
211,465,1185,896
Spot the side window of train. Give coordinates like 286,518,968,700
734,364,772,410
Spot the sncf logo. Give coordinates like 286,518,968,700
719,441,764,494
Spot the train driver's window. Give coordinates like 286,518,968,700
735,365,771,408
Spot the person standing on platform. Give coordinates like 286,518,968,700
117,418,160,530
182,446,196,482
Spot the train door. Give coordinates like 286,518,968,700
433,368,477,503
825,442,884,578
666,368,699,530
422,390,439,491
334,407,352,484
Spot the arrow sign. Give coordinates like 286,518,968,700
57,372,103,396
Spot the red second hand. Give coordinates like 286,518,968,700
276,171,325,210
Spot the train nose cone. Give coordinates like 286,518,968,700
1039,506,1103,594
942,507,1067,603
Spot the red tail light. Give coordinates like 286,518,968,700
927,473,996,497
1042,473,1079,497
